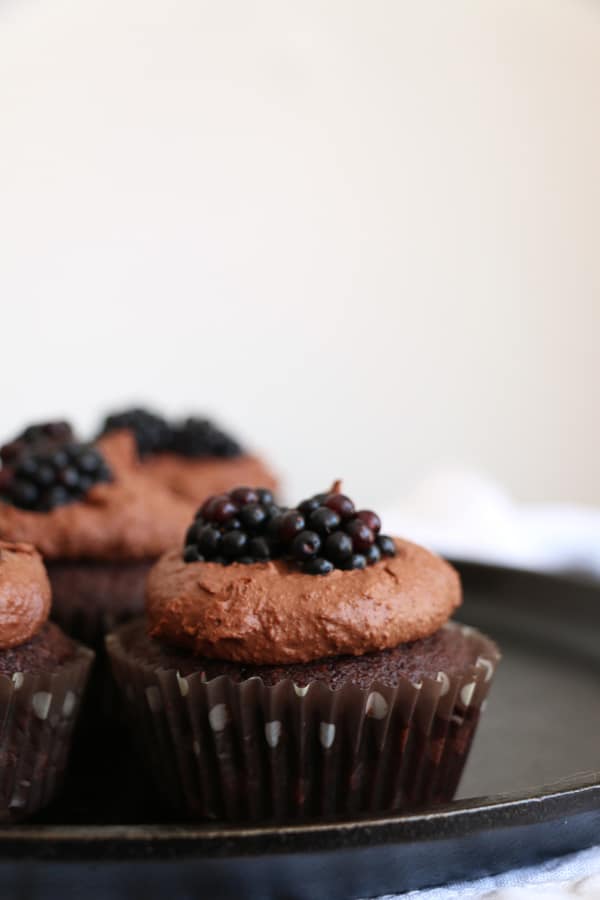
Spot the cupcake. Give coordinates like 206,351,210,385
0,427,194,647
98,407,278,505
0,541,93,820
107,484,499,822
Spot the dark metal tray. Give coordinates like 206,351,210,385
1,561,600,899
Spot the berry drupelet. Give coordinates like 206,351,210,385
0,420,75,467
0,443,112,512
100,408,172,458
182,482,396,574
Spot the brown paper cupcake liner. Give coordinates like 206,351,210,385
107,621,499,823
0,643,94,822
46,559,153,727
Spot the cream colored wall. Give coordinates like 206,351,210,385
1,0,599,506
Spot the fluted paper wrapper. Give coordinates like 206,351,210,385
107,622,499,822
47,559,152,725
0,644,94,822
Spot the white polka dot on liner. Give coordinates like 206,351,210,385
366,691,389,720
32,692,52,720
436,672,450,696
476,656,494,682
176,671,189,696
460,682,476,707
264,721,282,748
62,691,76,717
208,704,229,732
319,722,336,749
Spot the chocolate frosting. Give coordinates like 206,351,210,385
0,433,195,561
139,451,278,504
0,541,51,649
146,538,462,664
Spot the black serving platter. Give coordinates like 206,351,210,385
1,561,600,900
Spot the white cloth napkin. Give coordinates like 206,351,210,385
368,846,600,899
371,469,600,898
381,469,600,577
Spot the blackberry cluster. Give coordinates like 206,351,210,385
100,408,242,459
0,443,112,512
0,420,74,466
170,417,242,459
100,408,172,458
183,485,396,574
183,487,278,563
277,489,396,574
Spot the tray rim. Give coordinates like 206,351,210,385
0,774,599,854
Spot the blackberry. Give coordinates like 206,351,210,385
1,443,112,512
183,486,281,565
169,417,242,458
100,408,172,458
182,483,396,575
277,484,395,574
0,420,75,466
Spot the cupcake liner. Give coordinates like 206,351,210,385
107,621,499,822
46,559,153,728
0,643,94,822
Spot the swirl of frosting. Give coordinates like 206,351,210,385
0,541,51,649
0,433,195,560
146,538,461,664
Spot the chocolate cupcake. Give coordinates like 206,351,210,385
0,429,194,647
0,541,93,820
99,407,278,505
107,485,499,822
